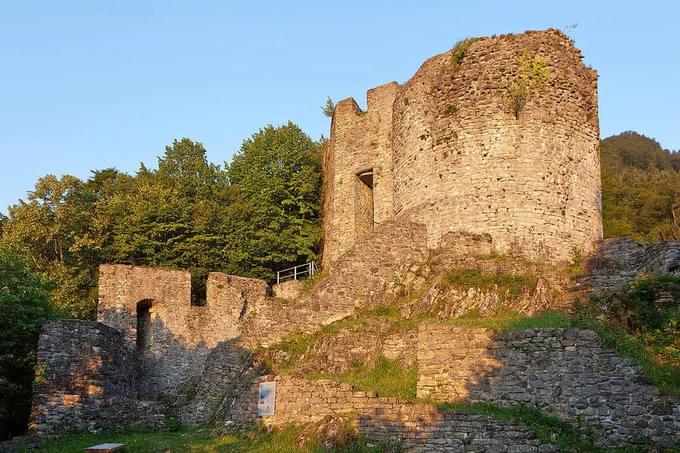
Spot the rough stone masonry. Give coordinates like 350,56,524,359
323,29,602,266
29,29,679,451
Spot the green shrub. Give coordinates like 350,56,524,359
582,274,680,392
450,38,479,66
0,246,56,440
505,54,550,119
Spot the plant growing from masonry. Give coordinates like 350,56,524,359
449,37,479,67
322,96,336,117
505,54,551,119
576,274,680,394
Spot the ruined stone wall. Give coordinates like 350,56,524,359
417,325,680,446
587,238,680,292
97,264,267,398
263,318,417,376
226,376,553,452
324,29,602,266
29,320,165,435
271,279,303,300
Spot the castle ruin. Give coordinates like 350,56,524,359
27,30,680,450
323,29,602,266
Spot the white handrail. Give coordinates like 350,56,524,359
276,261,319,284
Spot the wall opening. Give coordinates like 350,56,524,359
136,299,153,351
190,269,208,306
355,169,374,235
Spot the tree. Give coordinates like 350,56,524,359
322,97,336,117
0,246,55,440
601,132,680,241
227,122,323,277
0,124,324,318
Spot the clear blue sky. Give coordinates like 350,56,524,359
1,1,678,214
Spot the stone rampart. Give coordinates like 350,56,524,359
97,264,267,398
225,376,553,452
417,325,680,446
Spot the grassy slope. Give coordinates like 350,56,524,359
33,427,394,453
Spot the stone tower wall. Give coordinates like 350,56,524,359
323,29,602,265
322,82,399,265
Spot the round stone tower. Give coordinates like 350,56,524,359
323,29,602,266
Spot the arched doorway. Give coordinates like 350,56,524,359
136,299,153,352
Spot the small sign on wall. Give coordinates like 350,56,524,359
257,381,276,416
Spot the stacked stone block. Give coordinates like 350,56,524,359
417,325,680,446
226,376,553,452
29,321,165,435
324,29,602,267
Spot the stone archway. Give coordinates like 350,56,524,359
136,299,153,352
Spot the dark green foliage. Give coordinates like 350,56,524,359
0,123,322,318
0,246,55,440
227,122,322,278
601,132,680,240
602,131,680,171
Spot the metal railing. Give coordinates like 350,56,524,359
275,261,319,285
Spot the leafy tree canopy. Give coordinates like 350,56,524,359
0,123,323,319
0,245,55,440
601,132,680,241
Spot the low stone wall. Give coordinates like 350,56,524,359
29,320,165,435
417,325,680,446
225,376,554,452
239,218,431,347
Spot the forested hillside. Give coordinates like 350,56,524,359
600,131,680,241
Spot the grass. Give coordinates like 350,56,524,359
438,402,677,453
263,303,418,372
312,356,417,402
33,425,398,453
439,267,537,299
445,307,680,396
577,274,680,395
